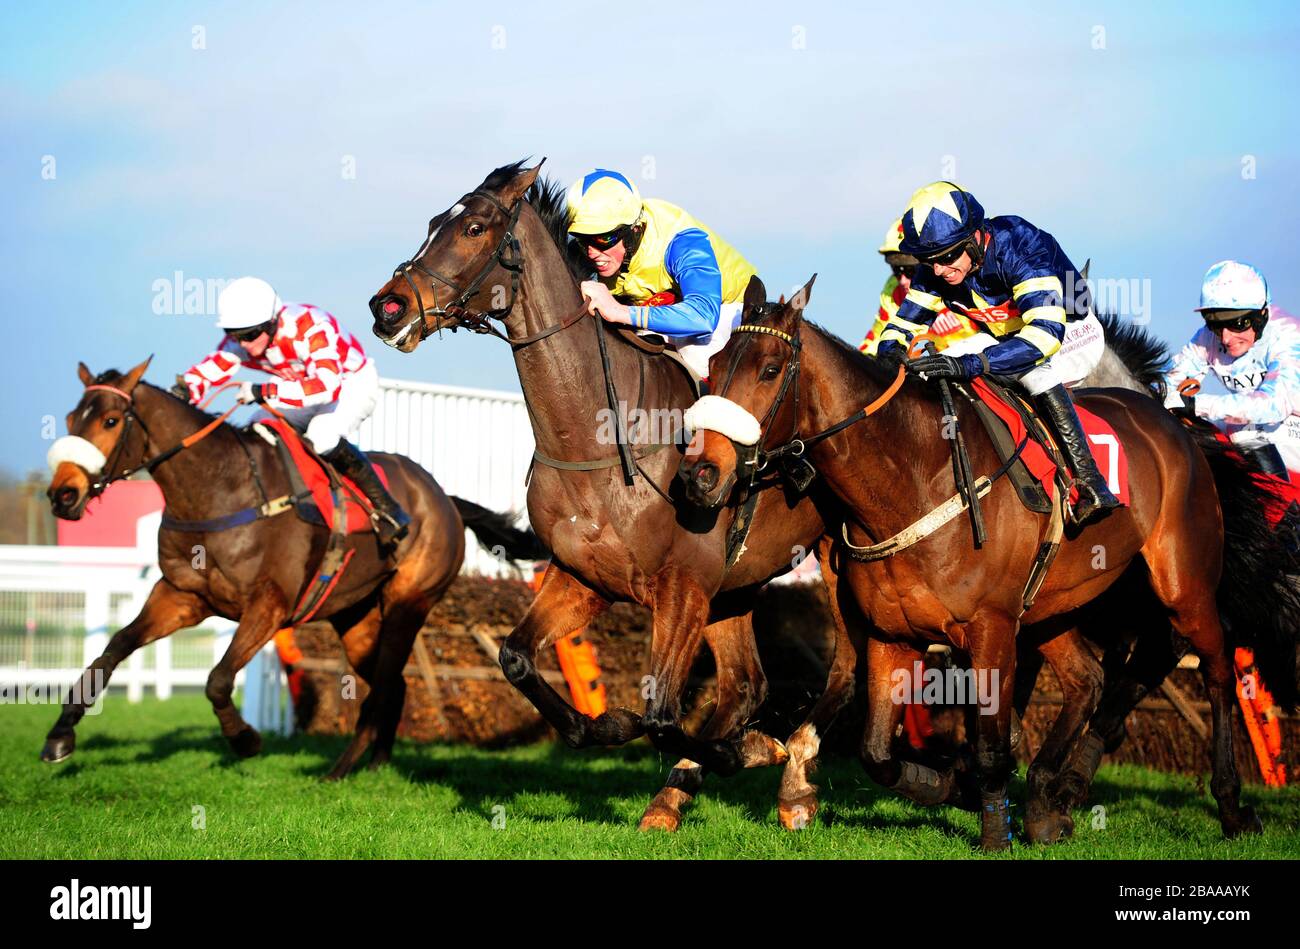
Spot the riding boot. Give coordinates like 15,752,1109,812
323,440,411,546
1033,383,1122,527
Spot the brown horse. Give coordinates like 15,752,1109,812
367,160,857,830
44,357,539,778
680,278,1300,849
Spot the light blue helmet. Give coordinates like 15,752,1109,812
1196,260,1269,312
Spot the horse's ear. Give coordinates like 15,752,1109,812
498,159,545,206
743,275,767,314
120,355,153,393
789,274,817,314
77,362,94,387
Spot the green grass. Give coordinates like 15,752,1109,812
1,694,1297,859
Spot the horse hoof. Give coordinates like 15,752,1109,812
1223,806,1263,839
778,796,819,831
41,733,75,763
638,805,681,833
590,707,644,744
738,731,788,768
638,787,689,832
1025,811,1074,844
979,835,1013,853
229,727,262,758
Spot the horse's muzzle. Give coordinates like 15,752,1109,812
678,459,728,509
47,482,87,521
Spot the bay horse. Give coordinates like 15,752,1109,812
368,160,856,831
680,277,1300,849
44,357,541,779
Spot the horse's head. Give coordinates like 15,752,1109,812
678,275,814,509
47,357,153,520
370,160,545,352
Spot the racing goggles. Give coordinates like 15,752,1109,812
574,227,629,251
1203,310,1259,334
228,319,277,343
920,242,969,266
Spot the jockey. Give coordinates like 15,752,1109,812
174,277,412,545
883,181,1121,527
1164,260,1300,480
565,168,757,379
862,218,979,356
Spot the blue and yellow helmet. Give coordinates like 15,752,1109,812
899,181,985,259
566,169,643,235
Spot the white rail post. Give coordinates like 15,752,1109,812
83,582,111,668
126,646,144,703
154,636,173,700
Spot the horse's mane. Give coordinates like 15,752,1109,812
483,159,590,284
1093,311,1170,395
93,369,223,423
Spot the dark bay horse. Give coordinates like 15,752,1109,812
367,161,856,830
680,279,1300,849
44,358,539,779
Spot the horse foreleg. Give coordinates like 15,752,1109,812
206,583,291,759
966,609,1020,851
639,613,773,832
497,563,641,747
42,579,210,763
778,546,859,830
1056,628,1177,810
861,639,961,805
1024,625,1102,844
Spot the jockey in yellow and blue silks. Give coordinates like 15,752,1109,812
883,181,1121,527
565,169,757,379
862,218,979,356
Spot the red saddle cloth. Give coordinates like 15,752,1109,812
1206,430,1300,526
261,418,389,535
970,378,1131,506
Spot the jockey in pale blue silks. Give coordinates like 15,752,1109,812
1165,260,1300,481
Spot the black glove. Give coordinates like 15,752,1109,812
170,377,191,402
248,383,270,405
908,353,971,381
876,342,907,371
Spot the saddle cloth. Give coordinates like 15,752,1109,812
260,418,390,535
970,377,1131,507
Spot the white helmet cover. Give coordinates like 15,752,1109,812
217,277,283,330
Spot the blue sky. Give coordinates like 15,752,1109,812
3,0,1299,473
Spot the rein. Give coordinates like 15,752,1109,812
711,318,1021,560
82,383,242,496
714,319,908,478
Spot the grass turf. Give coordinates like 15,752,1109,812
1,694,1297,859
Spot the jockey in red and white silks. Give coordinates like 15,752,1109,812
178,276,410,545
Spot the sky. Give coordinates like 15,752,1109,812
3,0,1299,474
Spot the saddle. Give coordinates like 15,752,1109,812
256,418,390,536
615,326,704,399
956,376,1131,514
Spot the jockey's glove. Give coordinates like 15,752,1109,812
908,351,990,382
237,382,271,405
876,342,908,371
169,377,192,402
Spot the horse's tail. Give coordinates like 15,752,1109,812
450,496,551,563
1188,427,1300,710
1094,311,1170,397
